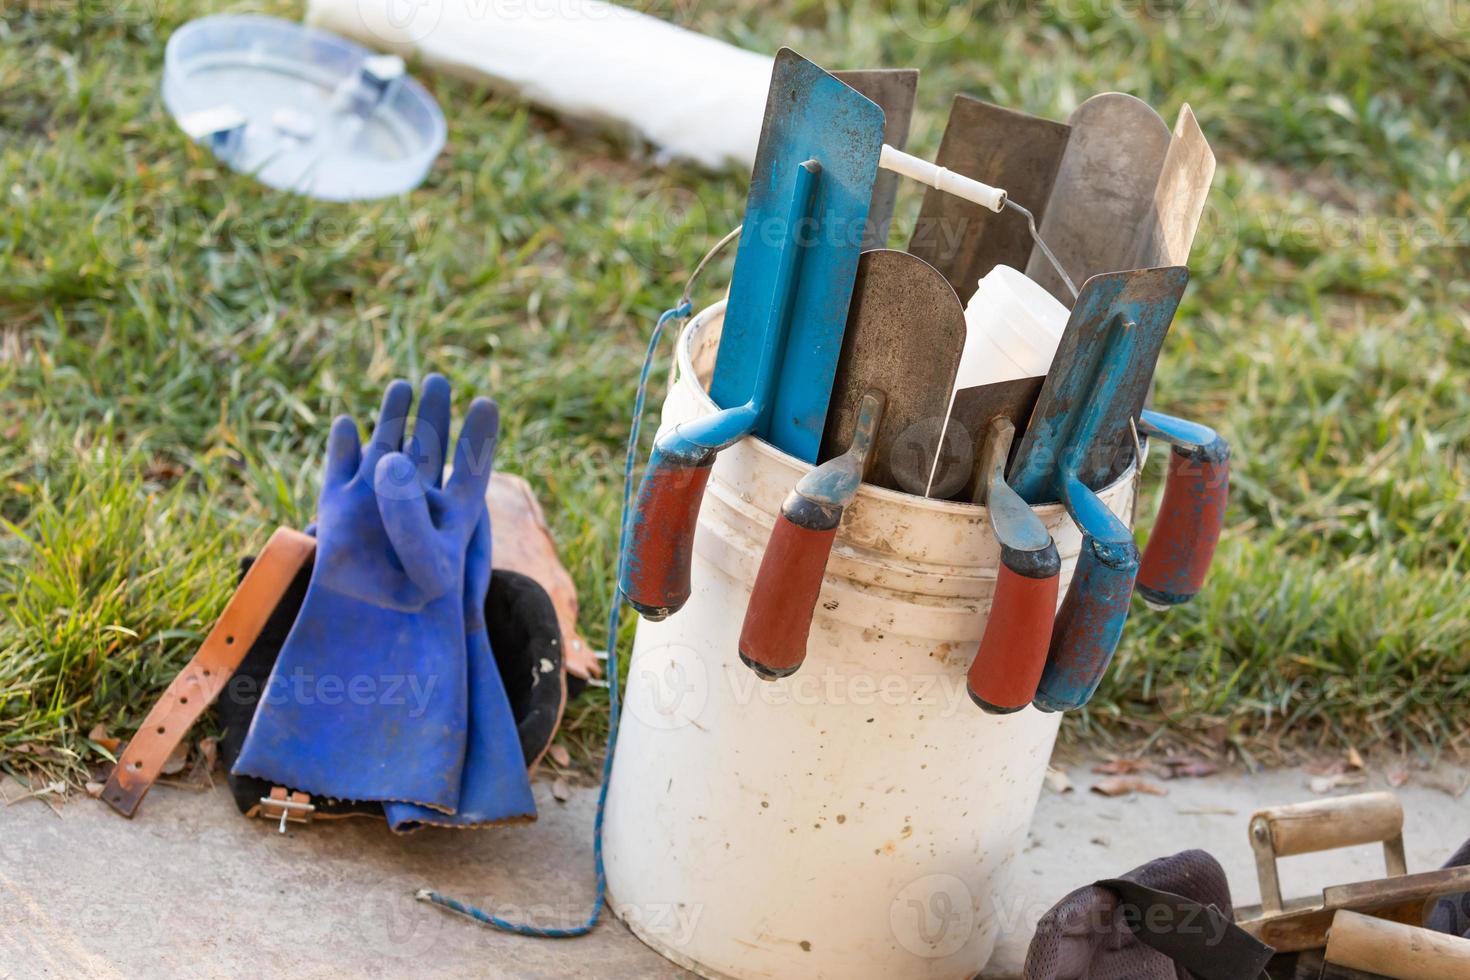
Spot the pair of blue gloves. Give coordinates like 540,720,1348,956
233,376,537,831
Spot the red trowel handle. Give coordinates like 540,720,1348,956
968,543,1061,714
1136,413,1230,608
620,441,716,621
739,493,842,680
740,391,884,680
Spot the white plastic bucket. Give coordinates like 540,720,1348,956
604,303,1137,980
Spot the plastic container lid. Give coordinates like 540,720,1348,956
162,14,446,201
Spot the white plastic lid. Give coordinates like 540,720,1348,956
163,14,446,201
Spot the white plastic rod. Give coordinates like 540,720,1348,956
880,144,1008,213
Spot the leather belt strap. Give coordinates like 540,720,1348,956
102,528,317,818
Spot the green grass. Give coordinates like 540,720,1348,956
1,0,1467,782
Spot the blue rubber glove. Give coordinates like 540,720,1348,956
234,377,496,812
384,392,536,830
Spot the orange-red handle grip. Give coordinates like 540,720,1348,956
738,498,839,680
1137,444,1230,606
967,545,1061,713
620,450,714,621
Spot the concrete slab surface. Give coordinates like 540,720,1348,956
2,763,1464,979
0,780,689,980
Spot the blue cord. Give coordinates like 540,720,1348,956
416,299,694,937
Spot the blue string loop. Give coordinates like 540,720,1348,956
416,298,694,937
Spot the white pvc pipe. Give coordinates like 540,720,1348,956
306,0,771,170
880,144,1008,213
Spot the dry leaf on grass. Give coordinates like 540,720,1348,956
1421,769,1470,799
548,745,572,768
1161,755,1219,779
87,723,123,754
1309,772,1367,794
144,459,186,483
1346,746,1365,770
1092,758,1155,776
160,741,189,776
184,738,219,788
1091,776,1167,798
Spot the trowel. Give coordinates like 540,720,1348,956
620,48,886,620
908,95,1071,303
929,374,1046,501
909,93,1215,310
957,378,1061,713
1007,266,1191,711
738,249,965,678
834,68,919,251
1135,105,1216,269
1133,409,1230,608
1023,94,1175,304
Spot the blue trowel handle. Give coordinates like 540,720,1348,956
1033,534,1139,713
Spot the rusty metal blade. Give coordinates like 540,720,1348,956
835,69,919,251
1135,103,1216,269
1024,93,1172,305
929,375,1047,501
909,95,1071,304
819,249,966,495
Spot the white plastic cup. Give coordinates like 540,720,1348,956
954,264,1069,391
